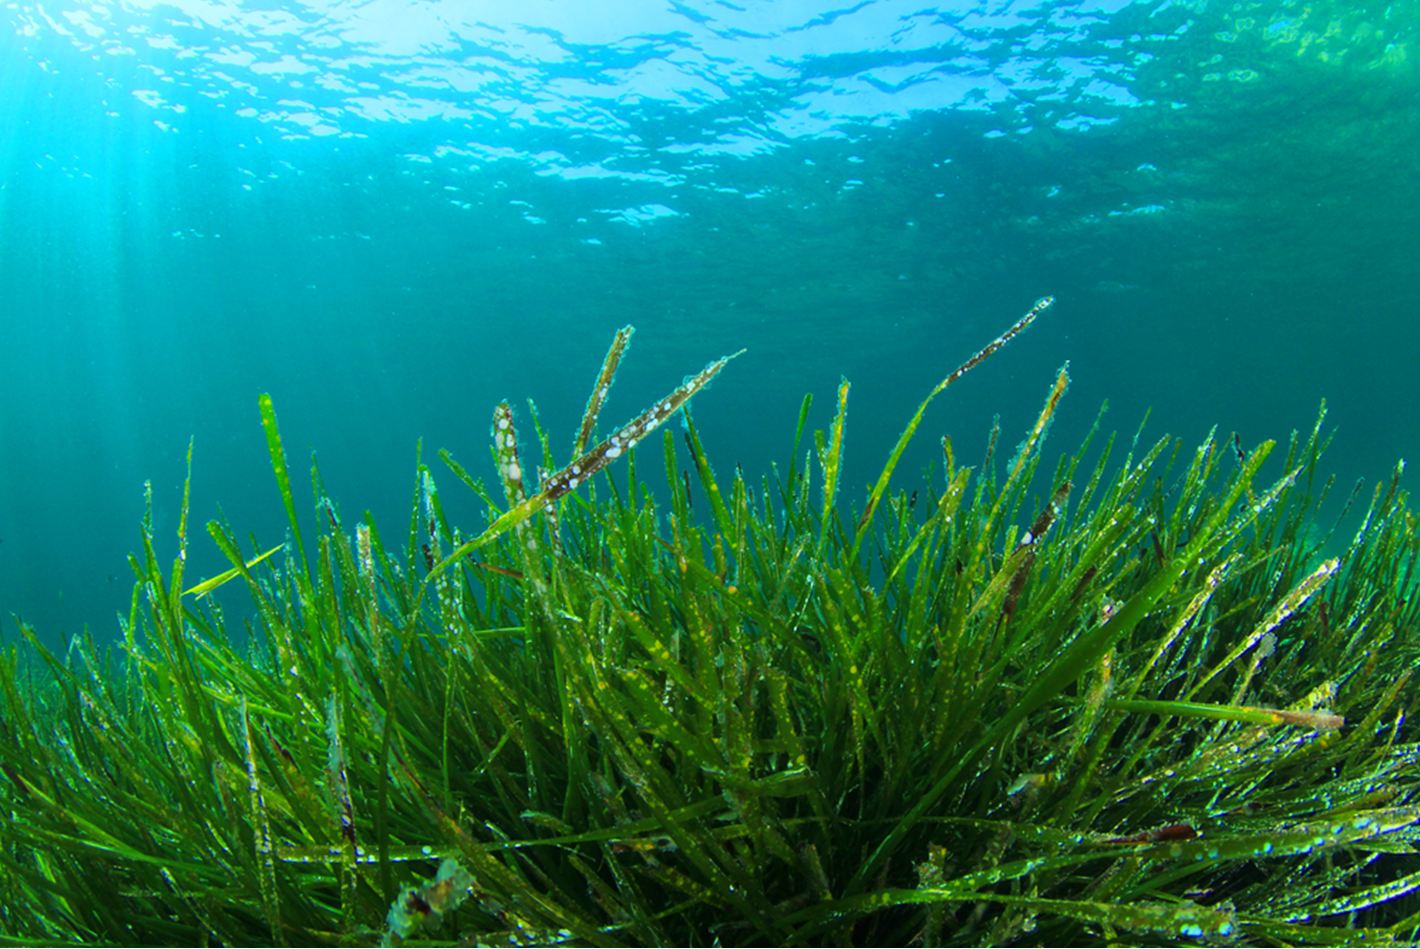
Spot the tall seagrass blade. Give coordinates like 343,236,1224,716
575,325,634,457
850,295,1054,559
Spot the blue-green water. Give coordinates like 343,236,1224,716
1,0,1416,647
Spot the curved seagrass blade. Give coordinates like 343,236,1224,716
850,296,1054,559
183,542,285,599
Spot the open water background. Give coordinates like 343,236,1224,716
1,0,1416,647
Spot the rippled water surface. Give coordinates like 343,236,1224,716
1,0,1416,642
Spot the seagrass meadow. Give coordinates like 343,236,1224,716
2,303,1419,947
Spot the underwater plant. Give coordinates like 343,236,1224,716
1,299,1417,946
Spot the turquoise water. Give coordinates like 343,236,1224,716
1,0,1416,646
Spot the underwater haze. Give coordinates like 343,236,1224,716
1,0,1416,647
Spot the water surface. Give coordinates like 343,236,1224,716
1,0,1415,644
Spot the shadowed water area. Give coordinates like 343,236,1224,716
0,0,1416,645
